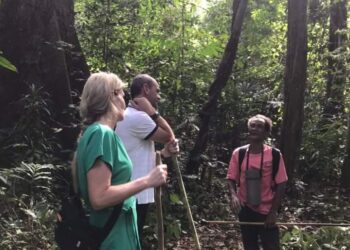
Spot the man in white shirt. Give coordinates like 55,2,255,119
115,74,178,241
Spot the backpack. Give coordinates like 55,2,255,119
238,145,281,185
55,194,123,250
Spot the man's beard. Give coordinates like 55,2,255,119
151,101,158,109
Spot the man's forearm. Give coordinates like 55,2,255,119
227,179,241,214
270,182,286,213
227,179,237,196
155,115,175,141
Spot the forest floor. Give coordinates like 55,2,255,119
162,180,350,250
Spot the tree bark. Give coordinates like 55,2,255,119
342,115,350,190
324,0,347,116
280,0,308,183
0,0,89,152
186,0,247,174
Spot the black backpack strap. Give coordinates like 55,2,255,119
74,157,123,245
99,201,124,243
238,148,245,171
271,148,282,212
271,148,281,182
238,145,249,186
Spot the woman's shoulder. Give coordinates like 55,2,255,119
85,123,114,134
81,123,116,142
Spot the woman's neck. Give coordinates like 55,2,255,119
97,114,116,129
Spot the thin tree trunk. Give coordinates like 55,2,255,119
186,0,247,174
280,0,308,183
342,114,350,190
324,0,347,116
320,0,349,189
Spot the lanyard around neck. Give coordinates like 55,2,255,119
246,146,264,173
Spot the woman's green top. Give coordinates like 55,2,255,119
76,123,140,250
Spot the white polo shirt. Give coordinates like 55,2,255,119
115,107,157,204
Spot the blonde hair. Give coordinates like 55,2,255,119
79,72,124,125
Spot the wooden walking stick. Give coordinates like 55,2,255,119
172,156,201,250
203,220,350,227
155,152,164,250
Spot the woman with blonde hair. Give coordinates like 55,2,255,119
74,72,167,249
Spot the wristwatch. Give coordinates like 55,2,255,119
150,112,160,121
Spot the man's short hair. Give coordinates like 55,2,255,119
130,74,155,98
247,114,272,133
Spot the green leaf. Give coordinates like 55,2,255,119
0,55,17,72
169,193,183,205
22,209,37,219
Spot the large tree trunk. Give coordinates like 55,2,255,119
280,0,308,184
0,0,89,152
186,0,247,174
324,0,347,116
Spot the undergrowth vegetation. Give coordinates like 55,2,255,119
1,111,350,249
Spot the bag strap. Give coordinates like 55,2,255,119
237,145,249,186
271,148,281,182
238,145,280,183
71,153,124,244
238,145,249,174
99,201,123,242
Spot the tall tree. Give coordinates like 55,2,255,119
0,0,89,152
186,0,248,174
325,0,350,190
324,0,347,116
280,0,308,183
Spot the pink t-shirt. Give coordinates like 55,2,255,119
226,144,288,215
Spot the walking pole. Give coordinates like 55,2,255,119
155,152,164,250
203,220,350,227
172,156,201,250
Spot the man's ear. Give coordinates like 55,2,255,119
142,83,150,95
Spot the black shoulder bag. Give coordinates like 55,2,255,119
55,158,123,249
55,195,123,250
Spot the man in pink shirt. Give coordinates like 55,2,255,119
227,114,288,250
